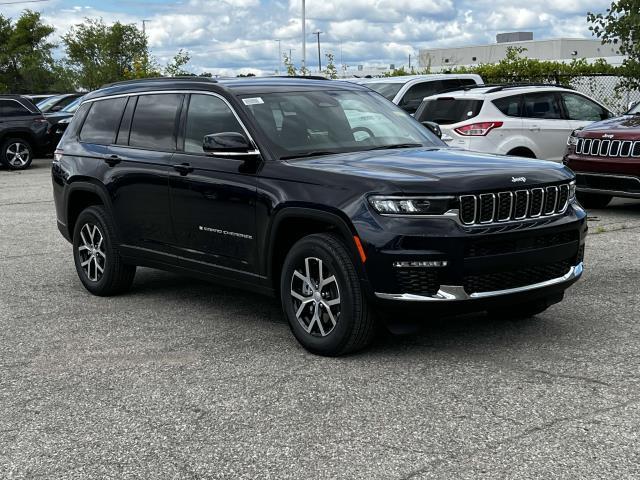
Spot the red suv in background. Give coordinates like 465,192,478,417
564,108,640,208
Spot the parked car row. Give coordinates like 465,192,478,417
0,93,82,170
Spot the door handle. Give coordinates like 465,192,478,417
104,154,121,167
173,163,194,175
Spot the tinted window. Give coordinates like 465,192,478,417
493,95,522,117
416,98,484,124
0,99,30,117
129,94,182,150
364,83,403,101
523,92,562,119
562,93,609,121
401,82,443,113
79,97,127,144
184,94,244,153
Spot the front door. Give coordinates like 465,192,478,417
169,93,258,273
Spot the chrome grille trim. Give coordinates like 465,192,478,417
577,137,640,158
456,183,572,226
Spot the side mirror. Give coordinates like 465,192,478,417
628,101,638,112
421,121,442,138
203,132,259,157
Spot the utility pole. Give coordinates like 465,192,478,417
408,53,411,70
142,19,151,36
301,0,306,73
313,31,323,72
276,39,282,74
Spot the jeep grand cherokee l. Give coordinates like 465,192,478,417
52,77,586,356
564,104,640,208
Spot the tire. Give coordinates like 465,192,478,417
72,205,136,296
576,192,612,209
280,233,377,356
487,299,553,320
1,138,34,170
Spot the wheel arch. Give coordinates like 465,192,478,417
64,180,120,242
266,207,364,292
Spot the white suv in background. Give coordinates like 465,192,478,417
415,85,614,162
348,74,484,115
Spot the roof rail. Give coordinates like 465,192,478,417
268,75,330,81
101,76,218,89
435,82,572,96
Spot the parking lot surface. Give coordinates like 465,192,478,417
1,159,640,479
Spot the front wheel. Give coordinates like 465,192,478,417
72,205,136,296
1,138,33,170
280,233,377,356
576,192,612,209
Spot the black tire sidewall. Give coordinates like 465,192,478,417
72,207,115,294
2,138,33,170
280,236,360,354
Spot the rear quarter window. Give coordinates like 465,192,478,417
80,97,128,145
416,98,484,125
493,95,522,117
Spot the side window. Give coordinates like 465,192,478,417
459,78,478,87
562,93,609,121
184,94,245,154
522,92,562,119
79,97,127,144
0,100,30,117
400,82,441,113
129,94,183,150
493,95,522,117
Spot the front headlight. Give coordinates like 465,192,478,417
368,196,454,215
569,180,577,201
567,129,581,146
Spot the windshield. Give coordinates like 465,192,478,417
37,95,64,111
62,96,83,113
242,90,442,160
361,82,403,101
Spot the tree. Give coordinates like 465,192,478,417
164,49,192,76
63,18,150,90
0,10,71,93
324,52,338,79
283,53,297,76
588,0,640,89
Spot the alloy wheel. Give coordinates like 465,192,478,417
77,223,106,282
290,257,341,337
5,142,30,168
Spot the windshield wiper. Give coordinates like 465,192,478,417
280,151,344,160
364,143,423,151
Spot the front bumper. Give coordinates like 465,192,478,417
376,262,582,302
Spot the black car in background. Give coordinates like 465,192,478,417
45,95,85,146
36,93,83,113
0,95,51,170
52,77,586,355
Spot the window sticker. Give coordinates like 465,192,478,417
243,97,264,106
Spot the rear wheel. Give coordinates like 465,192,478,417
1,138,33,170
73,205,136,296
576,192,612,209
280,233,376,356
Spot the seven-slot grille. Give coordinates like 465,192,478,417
575,137,640,157
459,184,570,226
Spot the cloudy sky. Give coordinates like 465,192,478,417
3,0,610,75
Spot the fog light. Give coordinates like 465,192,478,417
393,260,448,268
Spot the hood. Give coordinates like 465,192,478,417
286,147,572,194
578,115,640,138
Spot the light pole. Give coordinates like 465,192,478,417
276,39,282,74
142,19,151,36
313,31,323,72
301,0,306,73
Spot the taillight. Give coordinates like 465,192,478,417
454,121,503,136
34,116,48,123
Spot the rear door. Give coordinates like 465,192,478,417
168,92,258,273
521,92,572,161
84,93,181,252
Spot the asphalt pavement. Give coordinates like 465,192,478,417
1,159,640,479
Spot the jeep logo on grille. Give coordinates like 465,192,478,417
511,176,527,183
602,133,614,139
